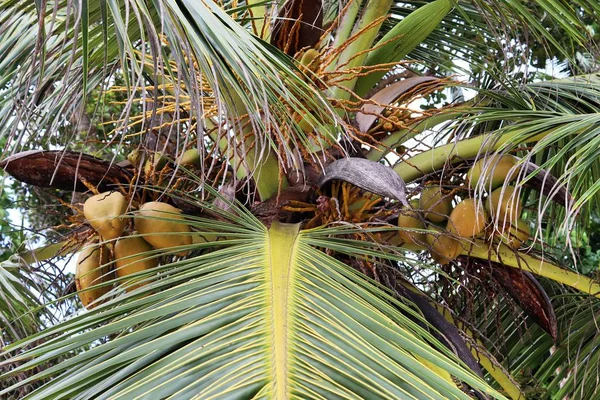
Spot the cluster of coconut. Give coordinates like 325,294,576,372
398,155,530,264
76,191,192,309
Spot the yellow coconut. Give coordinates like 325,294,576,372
420,185,452,222
426,233,461,265
114,235,158,291
467,154,518,190
448,198,488,238
498,219,531,249
75,240,113,309
397,200,426,250
84,191,128,240
134,202,192,256
486,186,523,222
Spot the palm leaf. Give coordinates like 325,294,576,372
1,211,503,399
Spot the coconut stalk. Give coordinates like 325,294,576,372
393,125,561,184
463,241,600,297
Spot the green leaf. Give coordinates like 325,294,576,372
1,218,502,399
354,0,453,97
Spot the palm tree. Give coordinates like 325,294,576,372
1,0,600,398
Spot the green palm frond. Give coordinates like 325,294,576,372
0,0,337,173
1,211,502,399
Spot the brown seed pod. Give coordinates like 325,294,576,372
448,198,488,238
498,219,531,249
83,191,128,240
397,200,426,250
467,154,518,190
114,235,159,291
486,186,523,222
426,233,461,265
382,122,394,131
134,202,192,256
75,240,113,309
420,185,452,222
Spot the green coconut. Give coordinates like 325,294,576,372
448,198,488,238
498,219,531,249
84,191,128,240
178,149,201,166
114,235,158,291
75,240,113,309
134,202,192,256
420,185,452,222
397,200,426,250
426,233,461,265
467,154,518,190
486,186,523,222
144,152,167,178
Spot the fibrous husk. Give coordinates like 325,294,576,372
420,185,452,222
448,198,488,238
467,154,517,190
397,200,426,250
497,219,531,249
426,233,461,265
83,191,128,240
114,235,159,291
134,202,192,256
486,186,523,222
75,240,113,309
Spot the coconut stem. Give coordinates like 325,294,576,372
464,241,600,298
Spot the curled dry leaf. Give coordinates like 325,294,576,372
490,261,558,340
393,280,485,379
0,150,132,192
318,157,409,206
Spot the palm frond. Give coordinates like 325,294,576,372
1,212,502,399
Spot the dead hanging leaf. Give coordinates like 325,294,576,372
356,77,440,133
271,0,323,55
393,280,485,379
318,157,409,206
490,262,558,340
0,150,132,192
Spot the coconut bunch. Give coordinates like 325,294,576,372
396,155,531,264
76,191,193,309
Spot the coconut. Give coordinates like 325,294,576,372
426,233,461,265
127,149,140,166
114,235,158,291
397,200,426,250
84,191,128,240
498,219,530,249
448,198,488,238
299,48,320,73
420,185,452,222
467,154,518,190
134,202,192,256
75,240,113,309
178,149,200,166
144,152,167,178
486,186,523,222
